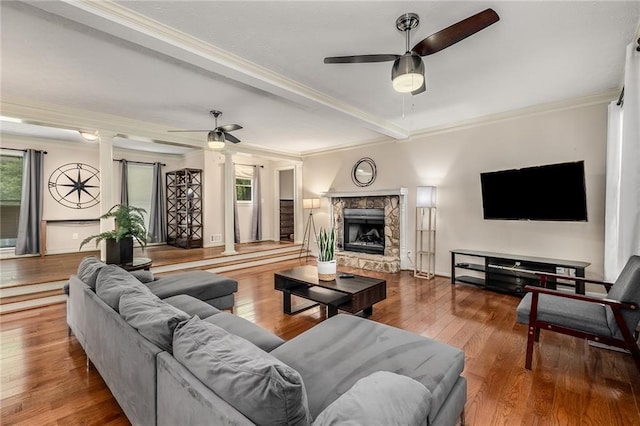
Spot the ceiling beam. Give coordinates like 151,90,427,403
27,0,409,140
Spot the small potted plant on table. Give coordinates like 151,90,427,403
80,204,147,265
317,227,336,281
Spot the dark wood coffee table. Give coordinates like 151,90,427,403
274,265,386,318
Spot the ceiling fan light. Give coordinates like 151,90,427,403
207,130,225,150
79,130,100,142
391,53,425,93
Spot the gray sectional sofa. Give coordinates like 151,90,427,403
67,257,467,426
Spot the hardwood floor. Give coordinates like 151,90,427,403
1,258,639,425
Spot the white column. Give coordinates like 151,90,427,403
293,162,304,245
222,150,237,255
98,132,114,261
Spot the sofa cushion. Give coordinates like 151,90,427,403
164,294,221,319
77,256,107,289
130,269,155,283
96,265,153,311
312,371,431,426
516,292,612,337
146,271,238,301
204,312,284,352
119,287,190,353
173,316,311,426
270,314,464,423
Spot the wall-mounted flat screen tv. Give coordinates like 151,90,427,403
480,161,588,221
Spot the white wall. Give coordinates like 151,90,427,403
1,135,183,255
302,102,608,277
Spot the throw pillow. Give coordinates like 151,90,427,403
173,316,311,426
312,371,431,426
95,265,153,311
119,287,189,353
77,256,106,289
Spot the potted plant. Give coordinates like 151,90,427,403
317,227,336,281
80,204,148,265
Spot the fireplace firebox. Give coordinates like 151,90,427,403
342,208,385,255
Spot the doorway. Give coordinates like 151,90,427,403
278,169,294,242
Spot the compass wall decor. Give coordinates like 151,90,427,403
48,163,100,209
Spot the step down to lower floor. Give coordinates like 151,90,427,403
0,294,67,315
1,245,312,315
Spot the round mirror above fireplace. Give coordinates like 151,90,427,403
352,157,377,187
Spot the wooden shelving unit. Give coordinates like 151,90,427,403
166,168,203,249
279,199,294,241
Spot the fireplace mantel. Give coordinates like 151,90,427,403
322,188,408,199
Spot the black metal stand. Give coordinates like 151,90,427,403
299,211,317,261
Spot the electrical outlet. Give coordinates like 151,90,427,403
211,234,222,243
72,233,78,240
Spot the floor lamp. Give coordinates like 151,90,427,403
300,198,320,260
415,186,437,279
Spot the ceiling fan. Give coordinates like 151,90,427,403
168,110,242,149
324,8,500,95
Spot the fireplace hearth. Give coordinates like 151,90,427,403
342,208,385,255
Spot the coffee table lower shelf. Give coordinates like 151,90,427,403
284,285,351,317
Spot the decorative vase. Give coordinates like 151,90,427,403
317,259,337,281
106,237,134,266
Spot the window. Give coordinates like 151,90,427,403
0,153,23,248
127,164,153,230
235,177,253,202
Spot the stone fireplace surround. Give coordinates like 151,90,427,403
323,188,408,273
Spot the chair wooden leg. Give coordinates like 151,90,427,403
525,326,536,369
621,328,640,375
534,328,540,342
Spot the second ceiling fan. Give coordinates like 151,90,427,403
324,8,500,95
169,110,242,149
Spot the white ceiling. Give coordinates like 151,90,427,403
1,1,639,157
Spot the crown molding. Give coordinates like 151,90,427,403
301,90,617,158
29,0,408,141
1,97,303,162
408,90,617,140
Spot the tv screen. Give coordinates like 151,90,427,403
480,161,588,221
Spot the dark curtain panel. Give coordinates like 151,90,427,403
148,162,166,243
233,165,240,243
120,159,129,205
15,149,44,255
251,166,262,241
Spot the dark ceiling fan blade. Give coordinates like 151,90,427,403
217,124,242,132
411,79,426,96
324,54,400,64
224,132,241,144
412,8,499,56
168,130,211,132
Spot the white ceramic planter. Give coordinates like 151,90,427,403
317,259,337,281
